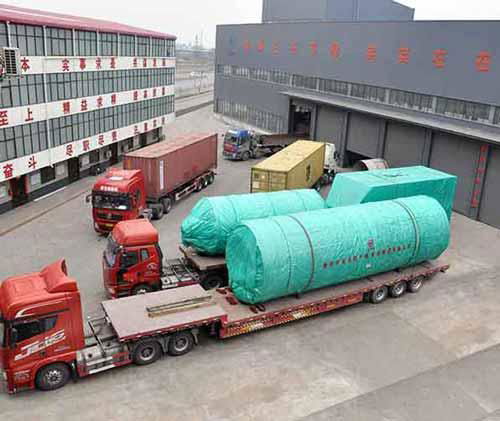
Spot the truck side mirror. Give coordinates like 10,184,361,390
85,194,92,204
9,328,18,349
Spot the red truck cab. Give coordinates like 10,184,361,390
103,219,163,298
0,260,85,394
89,169,147,234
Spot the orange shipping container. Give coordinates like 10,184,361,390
124,133,218,200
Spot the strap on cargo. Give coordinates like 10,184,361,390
287,215,315,293
394,200,421,264
270,218,293,292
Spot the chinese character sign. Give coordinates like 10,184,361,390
330,42,341,60
398,47,410,64
20,58,30,72
3,164,14,179
433,49,447,69
290,41,298,56
476,51,491,72
309,41,318,57
0,110,9,127
61,59,70,72
366,44,377,62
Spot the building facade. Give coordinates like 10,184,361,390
0,4,176,212
215,2,500,229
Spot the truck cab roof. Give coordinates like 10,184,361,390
227,130,250,138
93,169,143,194
0,260,77,320
112,219,159,247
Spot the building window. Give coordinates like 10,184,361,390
46,27,74,56
319,79,349,96
351,83,386,102
151,38,165,56
270,70,290,85
0,121,48,162
389,89,433,112
40,166,56,184
292,75,317,90
100,32,118,56
0,22,7,48
137,36,150,56
436,97,490,122
75,30,97,56
9,24,45,56
166,40,175,57
1,74,45,108
120,34,135,56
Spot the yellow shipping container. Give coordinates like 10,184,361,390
251,140,326,193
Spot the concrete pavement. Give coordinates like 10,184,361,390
1,105,500,421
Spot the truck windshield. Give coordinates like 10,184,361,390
105,236,120,267
224,133,241,145
93,193,130,211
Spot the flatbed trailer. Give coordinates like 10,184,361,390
2,259,448,393
81,260,448,378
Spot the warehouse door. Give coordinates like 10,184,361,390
315,106,346,145
109,143,119,165
67,158,80,183
478,146,500,228
9,175,28,207
429,133,479,216
289,104,312,138
346,113,380,158
384,122,426,167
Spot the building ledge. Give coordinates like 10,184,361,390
281,90,500,145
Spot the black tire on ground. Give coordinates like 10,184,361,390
370,286,389,304
132,284,153,295
390,281,407,298
162,197,173,214
35,363,71,391
152,205,164,220
408,276,425,293
168,331,195,356
207,173,215,185
133,341,162,365
202,177,209,189
202,274,224,290
195,180,203,192
241,151,251,161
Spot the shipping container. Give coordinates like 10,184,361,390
124,133,218,200
251,141,326,192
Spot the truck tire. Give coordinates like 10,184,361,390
202,177,209,189
168,331,195,356
152,205,164,220
195,179,203,192
35,363,71,391
241,151,251,161
132,284,153,295
133,340,162,365
162,197,173,214
389,281,407,298
202,274,224,290
207,173,215,185
370,286,389,304
408,276,425,293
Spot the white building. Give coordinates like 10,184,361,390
0,4,176,212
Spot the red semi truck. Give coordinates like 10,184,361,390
0,259,448,394
103,219,227,298
89,133,218,234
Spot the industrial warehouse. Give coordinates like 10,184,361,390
215,0,500,229
0,4,176,213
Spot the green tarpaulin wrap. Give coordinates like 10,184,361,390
227,196,450,304
326,166,457,219
181,189,326,255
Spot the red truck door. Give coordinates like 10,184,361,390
121,248,160,293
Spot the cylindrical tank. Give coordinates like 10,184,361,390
226,196,450,304
181,189,326,255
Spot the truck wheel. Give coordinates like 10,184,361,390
168,331,195,356
202,177,209,189
153,205,164,220
35,363,71,391
195,180,203,192
202,274,224,290
408,276,425,293
370,286,389,304
162,197,173,214
133,341,162,365
390,281,407,298
207,173,215,185
241,151,251,161
132,284,153,295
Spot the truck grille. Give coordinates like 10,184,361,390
97,213,123,221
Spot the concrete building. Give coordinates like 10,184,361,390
215,0,500,229
0,4,176,213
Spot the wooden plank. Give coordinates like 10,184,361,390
179,245,226,271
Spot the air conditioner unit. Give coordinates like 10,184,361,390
1,48,21,77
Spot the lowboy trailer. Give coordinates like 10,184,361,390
0,259,448,394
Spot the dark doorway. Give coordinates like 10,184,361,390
140,133,148,148
67,158,80,182
9,176,28,207
289,104,312,138
109,143,119,165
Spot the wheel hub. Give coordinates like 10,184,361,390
46,370,63,386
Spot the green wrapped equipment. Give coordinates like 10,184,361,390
227,196,450,304
181,189,326,255
326,166,457,219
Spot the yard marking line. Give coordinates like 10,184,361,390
33,187,67,202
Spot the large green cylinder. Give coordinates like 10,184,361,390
181,189,326,255
227,196,450,304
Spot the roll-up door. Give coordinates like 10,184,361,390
383,122,426,167
479,146,500,228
